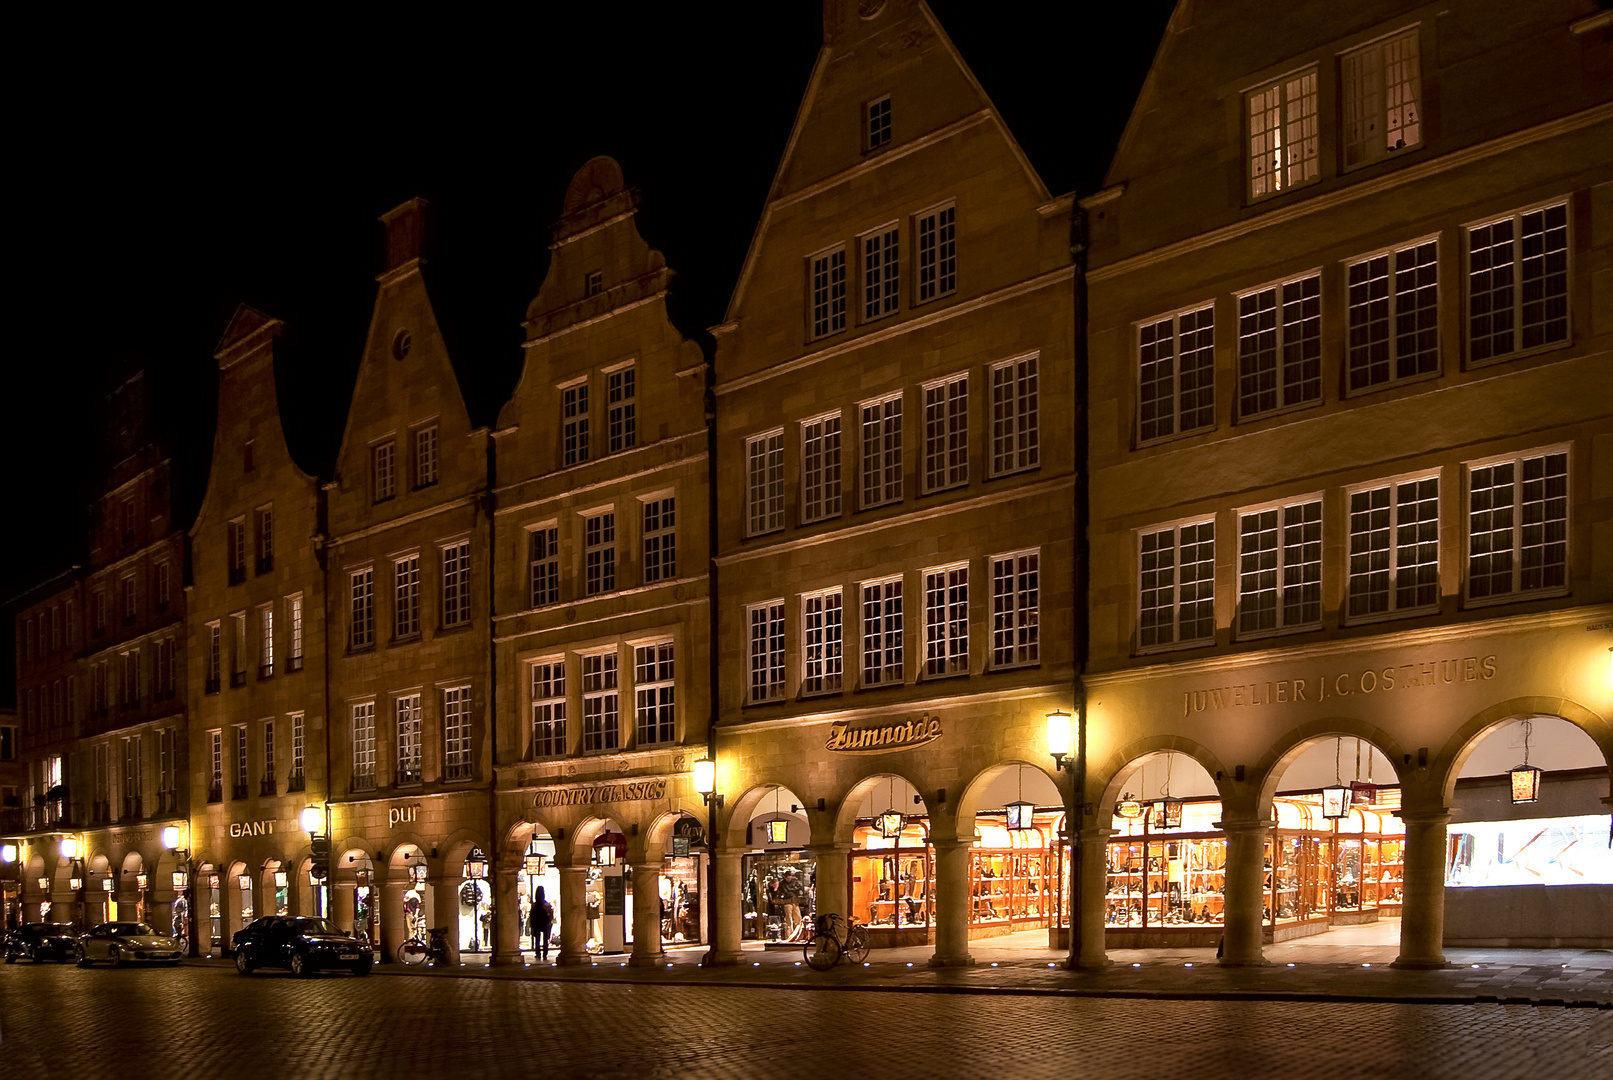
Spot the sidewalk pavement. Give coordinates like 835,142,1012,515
197,925,1613,1007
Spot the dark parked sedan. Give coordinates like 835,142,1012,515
4,922,79,963
232,916,373,976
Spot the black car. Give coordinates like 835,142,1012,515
231,916,373,976
3,922,79,963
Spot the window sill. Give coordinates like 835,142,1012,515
743,697,787,710
920,669,970,683
1462,585,1569,610
859,498,903,513
390,632,422,647
1341,604,1439,628
1243,176,1321,208
347,644,376,656
797,688,844,702
855,680,905,693
1135,638,1216,658
1235,396,1322,428
1343,365,1441,400
987,660,1041,674
436,621,472,637
1234,622,1323,643
1135,422,1217,452
986,464,1040,482
1465,337,1572,372
920,481,969,498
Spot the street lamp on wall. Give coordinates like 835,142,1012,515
693,758,723,808
1046,710,1073,772
163,825,195,954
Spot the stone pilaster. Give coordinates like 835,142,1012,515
928,838,974,968
1393,808,1452,969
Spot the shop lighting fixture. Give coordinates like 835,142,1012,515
69,877,82,891
1509,718,1543,804
162,825,182,850
1116,798,1144,820
466,852,487,880
60,837,78,860
38,877,51,892
102,878,114,892
274,871,289,889
1321,785,1350,819
523,855,545,875
173,870,188,890
693,757,722,807
1046,710,1073,771
136,872,149,890
238,875,252,891
1158,799,1184,829
300,805,325,835
411,863,430,884
1,843,16,864
765,820,789,843
878,809,905,839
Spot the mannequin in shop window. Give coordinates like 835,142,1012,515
776,869,805,941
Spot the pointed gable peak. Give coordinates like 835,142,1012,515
214,304,284,369
556,156,636,243
379,196,431,282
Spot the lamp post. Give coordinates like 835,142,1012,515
301,804,329,919
162,825,195,955
1,843,17,931
693,757,723,967
1046,708,1084,969
60,836,86,932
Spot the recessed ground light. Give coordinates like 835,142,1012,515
990,962,998,967
794,962,801,967
1288,963,1296,968
906,963,913,968
1472,964,1481,969
863,962,871,968
753,963,760,967
1363,964,1371,968
1133,963,1141,968
1048,963,1056,968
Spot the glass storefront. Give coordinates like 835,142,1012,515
968,821,1058,934
458,849,490,954
851,819,932,946
744,850,816,943
517,836,559,954
660,856,701,945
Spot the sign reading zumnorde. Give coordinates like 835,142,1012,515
826,715,943,754
532,779,667,808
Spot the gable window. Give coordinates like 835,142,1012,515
563,381,590,466
915,203,956,303
809,246,847,340
865,94,891,150
1347,474,1440,621
584,513,616,595
1468,202,1570,364
990,355,1039,476
1238,497,1323,636
746,431,785,537
801,589,843,696
582,652,620,752
1342,28,1422,170
394,555,420,638
748,601,786,704
155,637,175,698
155,562,171,609
1138,306,1215,444
634,642,675,746
990,550,1039,668
923,564,969,677
372,440,396,502
1237,274,1321,419
642,496,676,583
800,414,843,524
441,541,471,627
586,270,604,296
1466,448,1568,603
531,661,567,758
860,395,903,509
228,517,247,585
528,526,560,607
861,577,903,687
1138,520,1217,651
413,424,439,488
922,374,969,493
255,506,273,574
861,225,899,322
1347,240,1439,392
396,694,421,785
121,573,138,623
350,568,374,650
607,366,636,453
351,703,376,792
1247,67,1318,200
93,588,106,634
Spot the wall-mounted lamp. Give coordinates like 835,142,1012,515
1046,710,1073,772
0,843,16,864
693,757,723,808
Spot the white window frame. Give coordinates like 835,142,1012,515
528,523,560,607
1236,494,1324,638
1465,199,1571,366
350,567,374,649
255,504,273,571
206,620,222,689
641,494,676,583
260,721,274,787
860,393,903,509
923,562,970,678
121,572,137,621
233,724,248,797
583,512,616,596
633,640,676,746
1345,237,1440,394
1137,517,1218,653
922,373,969,493
231,614,247,682
287,593,304,670
745,430,785,537
914,201,957,304
562,378,591,466
441,540,471,627
395,694,422,785
413,422,439,488
990,549,1040,669
989,354,1040,477
800,413,843,524
865,94,892,151
442,685,473,780
747,600,786,704
290,712,305,783
530,660,567,759
1340,26,1423,171
258,604,274,677
800,588,844,696
1463,444,1570,606
1136,303,1216,445
1246,65,1318,201
581,651,620,753
228,517,247,581
860,576,903,688
808,244,847,340
607,364,637,454
859,222,900,322
1344,470,1441,624
1235,272,1322,420
372,439,396,502
156,562,171,608
351,702,376,791
209,730,223,799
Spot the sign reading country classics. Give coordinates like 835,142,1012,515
532,779,667,808
1181,654,1498,717
826,714,943,754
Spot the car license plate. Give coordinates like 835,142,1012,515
339,953,361,961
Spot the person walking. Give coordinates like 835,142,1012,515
528,886,555,962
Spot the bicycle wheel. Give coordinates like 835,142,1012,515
397,938,429,966
845,925,869,964
804,933,841,971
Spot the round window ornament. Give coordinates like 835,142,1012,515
392,329,412,360
858,0,887,18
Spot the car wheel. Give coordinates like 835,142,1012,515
75,945,90,968
108,946,123,969
289,951,308,977
235,949,254,975
351,959,372,976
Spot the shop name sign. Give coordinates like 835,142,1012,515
229,820,278,838
388,805,419,828
532,780,667,808
1182,654,1498,717
826,715,943,754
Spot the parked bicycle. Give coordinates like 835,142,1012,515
396,926,452,966
803,912,869,970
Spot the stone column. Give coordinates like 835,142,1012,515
928,838,974,968
429,875,460,965
1075,827,1113,969
555,865,590,966
1218,818,1268,967
1393,808,1451,969
711,851,744,965
807,843,850,925
333,882,356,934
629,863,665,967
488,869,522,966
379,879,408,964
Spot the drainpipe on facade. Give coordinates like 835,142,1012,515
315,485,334,929
701,361,721,967
1068,206,1091,970
484,439,500,964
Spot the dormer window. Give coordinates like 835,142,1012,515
865,95,891,151
586,270,604,297
243,440,255,472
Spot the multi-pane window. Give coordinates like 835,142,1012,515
262,721,275,792
1467,449,1568,601
233,725,248,799
1347,241,1439,391
1342,28,1422,170
923,374,969,492
207,621,222,692
231,614,247,685
990,550,1040,667
607,367,636,453
584,514,616,595
1247,67,1318,199
642,497,677,583
528,526,560,607
157,729,172,801
256,506,273,573
531,662,567,758
866,95,891,150
1347,476,1440,620
861,395,903,508
413,424,438,488
915,203,956,303
290,713,305,785
287,594,303,671
1138,521,1217,650
801,414,843,524
801,589,843,696
441,541,471,626
990,355,1039,476
586,270,603,296
396,695,422,784
810,246,847,339
923,564,970,677
582,653,620,752
563,382,590,466
1138,306,1216,443
634,642,675,745
94,588,106,634
350,568,374,649
1468,202,1570,363
155,637,175,698
1238,499,1323,635
259,605,274,677
861,578,903,687
121,573,137,622
123,736,141,816
121,648,141,706
861,225,899,321
228,518,246,584
443,688,473,779
1237,275,1321,418
351,703,376,791
156,562,170,608
748,601,787,704
373,440,396,502
209,730,223,801
746,431,785,536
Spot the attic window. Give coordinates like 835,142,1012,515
866,96,891,151
586,271,604,297
243,441,255,473
392,329,412,361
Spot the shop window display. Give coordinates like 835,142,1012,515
967,820,1058,935
1106,800,1227,932
516,836,560,953
458,849,490,954
1446,815,1613,887
744,851,817,943
585,831,629,954
851,819,932,947
660,856,701,945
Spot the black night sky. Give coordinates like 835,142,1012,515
2,2,1174,695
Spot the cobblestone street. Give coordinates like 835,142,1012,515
2,962,1608,1080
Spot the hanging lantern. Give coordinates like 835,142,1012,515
172,869,189,890
1321,785,1350,819
1158,799,1184,829
274,871,289,889
70,877,83,892
765,820,790,843
1509,763,1542,805
38,877,51,892
136,872,149,890
878,809,905,839
1005,800,1037,831
238,875,253,891
417,862,435,883
466,849,487,880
